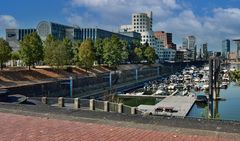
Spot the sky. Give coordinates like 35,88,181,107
0,0,240,51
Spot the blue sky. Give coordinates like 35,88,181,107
1,0,240,51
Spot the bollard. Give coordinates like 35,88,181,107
118,103,123,113
58,97,64,108
74,98,80,109
104,101,109,112
131,107,136,115
89,99,95,110
42,97,48,104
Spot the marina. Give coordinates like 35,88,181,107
116,62,240,120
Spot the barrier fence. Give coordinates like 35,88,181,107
31,97,142,115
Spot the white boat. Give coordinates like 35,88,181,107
203,66,209,71
136,92,144,96
184,74,192,81
154,89,165,95
194,78,200,82
202,84,209,90
219,82,228,89
222,74,230,81
230,68,236,72
167,83,176,90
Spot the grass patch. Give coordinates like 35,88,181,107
120,97,157,107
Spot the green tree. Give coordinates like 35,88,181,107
0,38,12,70
134,47,143,63
130,40,141,63
144,46,156,64
94,38,104,64
19,32,43,70
121,40,129,63
103,35,122,68
78,39,95,72
44,35,70,68
11,51,20,61
72,40,82,65
63,38,74,64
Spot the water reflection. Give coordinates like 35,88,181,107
188,82,240,121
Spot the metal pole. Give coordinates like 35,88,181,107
109,72,112,89
135,69,138,81
69,76,73,98
208,58,214,118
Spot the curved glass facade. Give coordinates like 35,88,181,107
37,21,51,40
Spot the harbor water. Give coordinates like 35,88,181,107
188,82,240,121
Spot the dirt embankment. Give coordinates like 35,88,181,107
0,66,111,88
0,64,159,88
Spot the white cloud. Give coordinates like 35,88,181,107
0,15,18,38
67,0,181,28
0,15,18,29
157,8,240,50
66,0,240,51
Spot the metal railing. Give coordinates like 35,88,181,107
95,100,104,111
122,105,132,115
109,102,118,113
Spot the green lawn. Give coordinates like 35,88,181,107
120,97,157,107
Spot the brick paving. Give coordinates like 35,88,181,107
0,112,239,141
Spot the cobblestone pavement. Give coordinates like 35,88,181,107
0,112,239,141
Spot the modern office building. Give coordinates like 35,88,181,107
202,43,208,60
182,35,197,61
233,39,240,61
5,28,36,51
6,21,140,51
222,39,230,59
37,21,73,40
120,11,152,33
36,21,140,42
154,31,173,48
140,31,157,47
120,11,167,62
158,47,176,62
175,48,191,62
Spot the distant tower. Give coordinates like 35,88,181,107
202,43,208,60
182,35,196,61
222,39,230,59
233,39,240,61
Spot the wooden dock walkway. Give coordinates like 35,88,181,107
138,96,196,117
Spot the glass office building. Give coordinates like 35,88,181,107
6,21,141,51
37,21,140,42
6,28,36,51
222,39,230,59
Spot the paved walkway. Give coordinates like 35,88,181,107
0,112,238,141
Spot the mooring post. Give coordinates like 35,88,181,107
135,69,138,81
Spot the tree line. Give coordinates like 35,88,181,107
0,32,157,70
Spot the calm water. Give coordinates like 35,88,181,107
188,82,240,121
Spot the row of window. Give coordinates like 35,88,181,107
142,35,154,38
134,23,147,25
135,30,145,32
133,15,147,18
133,18,146,22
